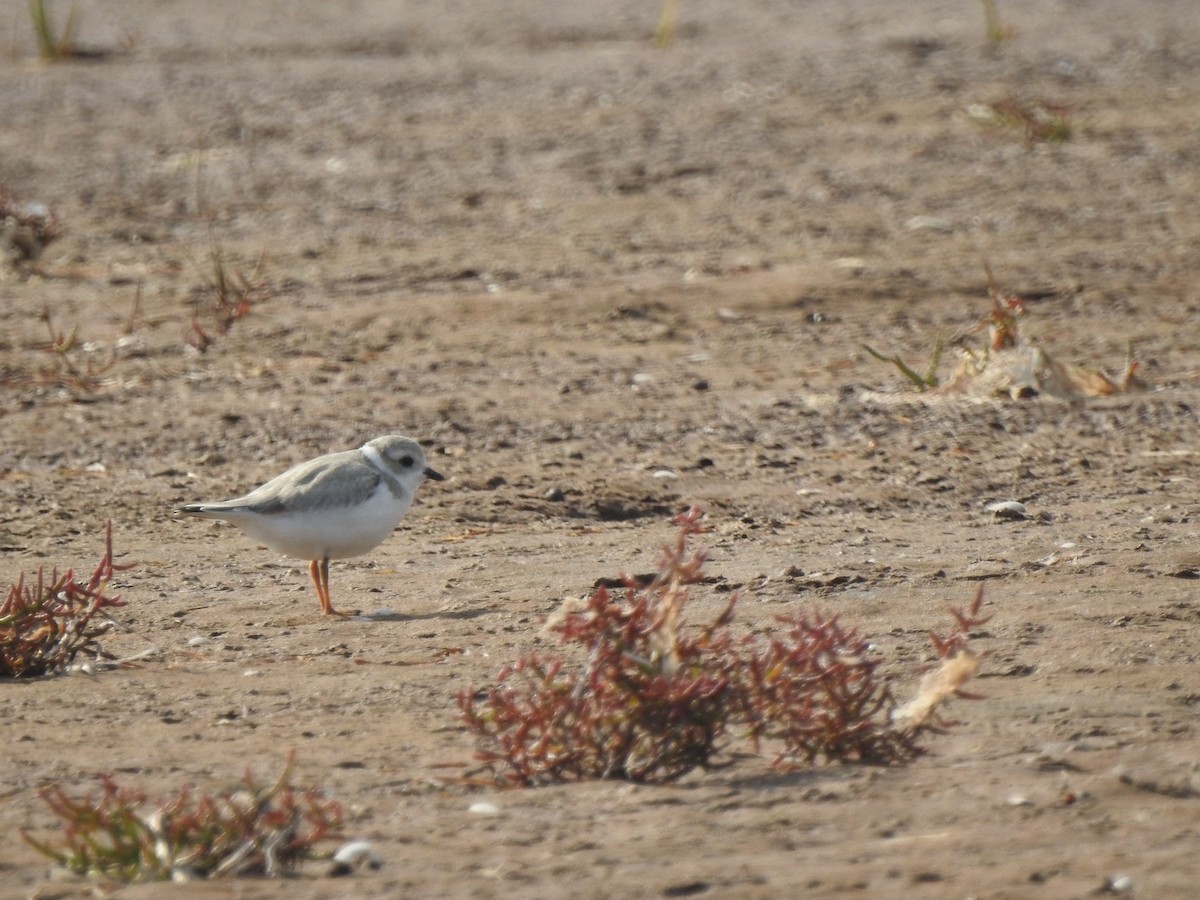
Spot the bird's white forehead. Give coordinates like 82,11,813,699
366,435,423,462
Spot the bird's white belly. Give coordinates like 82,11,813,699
231,486,412,560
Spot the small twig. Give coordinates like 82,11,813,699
864,343,940,391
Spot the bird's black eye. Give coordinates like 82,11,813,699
399,455,415,468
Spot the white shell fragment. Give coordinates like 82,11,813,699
986,500,1027,520
904,215,954,233
1104,874,1133,893
832,256,867,273
329,840,382,877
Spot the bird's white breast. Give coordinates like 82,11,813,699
224,481,413,560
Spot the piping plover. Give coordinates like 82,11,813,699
179,435,444,616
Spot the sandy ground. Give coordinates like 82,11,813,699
3,1,1200,897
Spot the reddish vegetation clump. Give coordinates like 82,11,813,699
461,507,990,785
1,521,131,678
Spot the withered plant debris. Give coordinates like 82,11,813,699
864,335,944,392
866,267,1147,400
1,190,62,265
184,244,271,352
23,752,343,881
0,302,123,399
27,0,80,61
969,96,1073,143
1,520,131,678
0,304,117,396
460,507,989,785
891,586,990,731
979,0,1016,48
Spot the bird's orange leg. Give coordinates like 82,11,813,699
310,557,354,617
309,558,329,613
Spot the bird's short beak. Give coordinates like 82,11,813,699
424,467,445,482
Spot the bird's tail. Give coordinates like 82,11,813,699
177,504,221,518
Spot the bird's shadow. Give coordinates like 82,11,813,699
350,607,496,623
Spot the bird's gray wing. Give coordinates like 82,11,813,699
224,450,383,515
